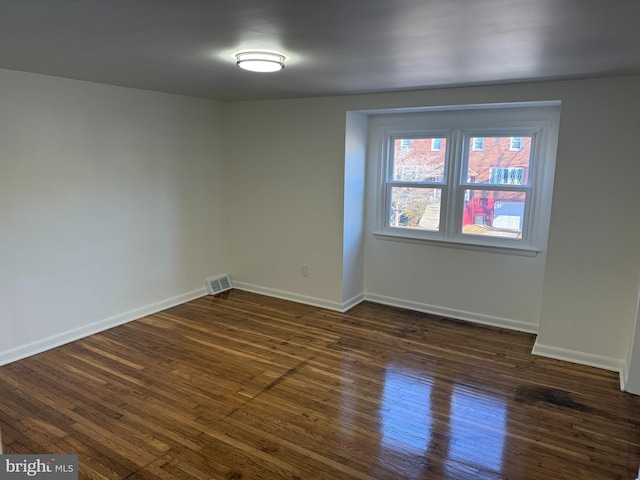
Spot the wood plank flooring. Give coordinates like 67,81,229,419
2,290,640,479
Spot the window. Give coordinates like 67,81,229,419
387,136,447,231
369,103,560,254
472,137,484,150
431,138,442,151
489,167,525,185
400,138,411,149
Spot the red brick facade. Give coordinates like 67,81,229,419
391,136,531,233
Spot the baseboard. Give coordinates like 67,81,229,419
532,339,626,389
620,360,629,392
229,284,537,331
232,281,359,312
4,283,628,393
342,292,366,311
0,287,208,367
364,292,539,333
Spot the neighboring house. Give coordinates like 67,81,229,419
392,136,531,233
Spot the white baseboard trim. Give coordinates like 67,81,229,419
232,281,359,312
532,339,626,389
364,292,539,334
0,287,208,367
342,292,366,311
620,360,629,393
231,285,537,331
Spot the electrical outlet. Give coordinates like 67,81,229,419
302,265,309,277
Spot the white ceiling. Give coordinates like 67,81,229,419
1,0,639,102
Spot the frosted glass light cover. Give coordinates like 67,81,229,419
236,52,285,72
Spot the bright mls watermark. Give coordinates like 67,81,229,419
1,455,77,479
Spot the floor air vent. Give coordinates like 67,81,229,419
206,274,232,295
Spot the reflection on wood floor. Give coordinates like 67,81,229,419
1,290,640,479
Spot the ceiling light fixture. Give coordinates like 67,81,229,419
235,51,285,73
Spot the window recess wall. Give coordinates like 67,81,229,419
363,102,561,333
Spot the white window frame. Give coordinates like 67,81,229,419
369,103,561,256
431,138,442,151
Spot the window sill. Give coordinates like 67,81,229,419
372,230,540,257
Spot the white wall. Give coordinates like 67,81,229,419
0,68,227,364
2,68,639,377
342,112,367,308
625,291,640,394
224,76,640,372
363,105,560,333
535,77,640,372
222,99,349,309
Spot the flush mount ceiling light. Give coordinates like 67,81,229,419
235,51,285,72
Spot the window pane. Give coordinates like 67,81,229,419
393,138,446,182
489,167,525,185
461,190,525,238
390,187,441,231
466,136,532,185
510,137,522,150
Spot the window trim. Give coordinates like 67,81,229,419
369,103,561,256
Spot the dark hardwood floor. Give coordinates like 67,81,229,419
1,290,640,479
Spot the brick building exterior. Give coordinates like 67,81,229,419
391,136,532,236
